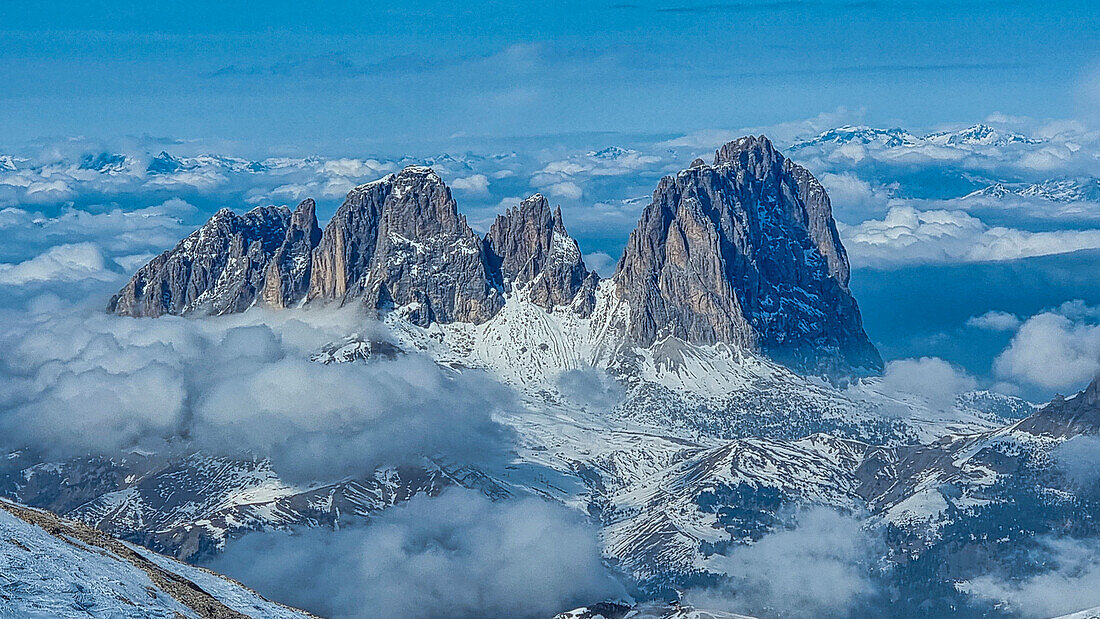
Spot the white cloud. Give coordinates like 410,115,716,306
544,180,583,200
993,302,1100,392
966,310,1022,331
1053,435,1100,487
817,172,894,221
688,508,881,617
965,538,1100,618
209,489,624,619
847,356,978,416
0,307,516,482
582,251,616,277
0,243,115,285
319,157,393,179
840,206,1100,268
450,173,490,195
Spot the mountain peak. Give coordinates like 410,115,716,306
1086,374,1100,407
713,134,779,166
307,166,501,325
616,137,881,379
485,194,597,315
108,204,294,316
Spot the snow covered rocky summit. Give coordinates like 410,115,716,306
108,136,878,380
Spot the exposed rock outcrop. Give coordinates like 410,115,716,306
306,166,503,325
1015,374,1100,438
484,193,598,315
107,205,294,316
110,139,882,379
614,135,881,378
261,199,322,308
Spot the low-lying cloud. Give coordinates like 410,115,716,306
966,310,1022,332
0,305,516,482
840,206,1100,268
209,489,625,619
687,507,882,617
965,537,1100,618
1053,434,1100,489
993,301,1100,392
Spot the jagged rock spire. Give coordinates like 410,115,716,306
306,165,503,326
484,194,598,315
261,198,322,308
108,205,295,316
614,135,881,379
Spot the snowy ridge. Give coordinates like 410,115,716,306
0,498,311,618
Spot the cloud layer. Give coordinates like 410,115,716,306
840,207,1100,268
0,306,516,482
993,301,1100,392
689,508,882,617
209,489,625,619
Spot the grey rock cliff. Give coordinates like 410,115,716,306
484,193,598,315
614,135,881,378
261,199,322,308
107,205,293,317
306,166,503,325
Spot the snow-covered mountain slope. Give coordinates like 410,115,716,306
1,452,505,563
555,602,755,619
308,287,1041,583
1055,606,1100,619
360,281,1022,444
964,177,1100,203
789,123,1037,152
0,498,310,618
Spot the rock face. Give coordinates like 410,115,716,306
110,141,881,379
614,135,881,378
1015,374,1100,438
107,205,300,316
261,199,322,308
306,166,503,326
484,193,598,315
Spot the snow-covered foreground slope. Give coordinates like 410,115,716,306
0,498,310,618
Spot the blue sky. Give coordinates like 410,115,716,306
1,0,1097,152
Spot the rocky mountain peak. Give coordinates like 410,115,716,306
1017,376,1100,438
713,134,781,170
108,204,293,317
260,198,322,308
306,165,503,325
615,135,881,379
484,194,598,315
1088,374,1100,407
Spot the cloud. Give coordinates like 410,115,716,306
556,366,625,410
450,173,490,195
582,251,616,277
993,302,1100,392
0,243,116,285
873,357,978,413
817,172,893,221
208,489,625,619
688,507,881,617
965,537,1100,618
839,207,1100,268
966,310,1022,332
544,181,583,200
0,306,517,483
1053,435,1100,488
